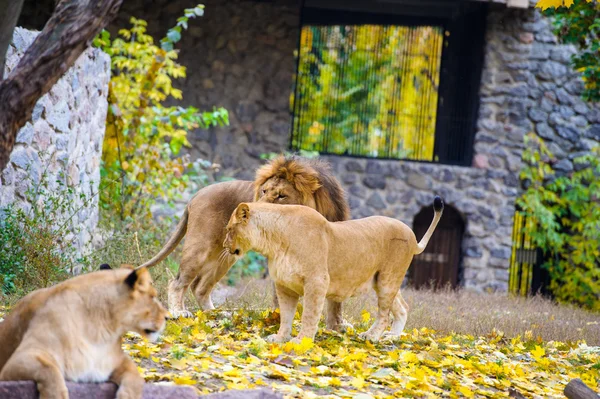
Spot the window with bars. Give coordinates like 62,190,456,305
290,4,487,166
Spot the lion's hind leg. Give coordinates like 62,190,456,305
168,244,209,318
387,293,409,338
0,349,67,399
325,300,353,333
359,274,400,342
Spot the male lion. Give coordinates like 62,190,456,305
0,264,167,399
139,155,351,327
223,197,444,343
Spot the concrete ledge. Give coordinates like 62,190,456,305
0,381,281,398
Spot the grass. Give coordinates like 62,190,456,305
211,278,600,345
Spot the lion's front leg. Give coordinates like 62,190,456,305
294,279,328,343
0,349,68,399
265,284,299,343
110,355,144,399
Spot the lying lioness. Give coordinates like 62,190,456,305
223,197,444,343
0,265,167,399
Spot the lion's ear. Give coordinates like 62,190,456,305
124,269,139,289
99,263,112,270
237,203,250,221
124,267,150,289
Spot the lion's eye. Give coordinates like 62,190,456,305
261,189,266,196
278,194,287,200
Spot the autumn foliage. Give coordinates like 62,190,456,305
113,308,600,398
93,6,228,226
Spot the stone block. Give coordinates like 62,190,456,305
0,381,280,399
406,172,431,190
363,175,386,190
16,123,34,145
344,160,364,173
366,192,386,210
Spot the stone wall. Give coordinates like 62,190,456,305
105,1,600,291
110,0,299,181
0,28,110,258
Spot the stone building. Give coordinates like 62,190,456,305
16,0,600,291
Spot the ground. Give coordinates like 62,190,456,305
1,279,599,398
123,307,599,398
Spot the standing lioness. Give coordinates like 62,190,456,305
223,197,444,343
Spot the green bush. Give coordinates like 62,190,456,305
517,134,600,310
0,165,89,296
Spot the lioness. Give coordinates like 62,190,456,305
0,265,167,399
139,155,351,329
223,197,444,343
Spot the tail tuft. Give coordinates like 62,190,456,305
433,196,444,213
99,263,112,270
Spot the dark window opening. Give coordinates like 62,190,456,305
290,2,487,166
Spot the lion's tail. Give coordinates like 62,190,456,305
136,207,189,270
413,196,444,255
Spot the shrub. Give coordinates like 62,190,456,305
94,5,228,230
0,163,91,296
517,134,600,310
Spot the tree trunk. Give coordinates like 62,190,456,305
565,379,600,399
0,0,123,171
0,0,25,80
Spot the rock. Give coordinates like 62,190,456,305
345,160,364,172
236,101,259,122
204,389,282,398
536,123,555,141
538,61,567,80
558,105,575,119
435,169,455,183
386,193,399,204
348,185,366,199
10,147,31,170
554,158,573,172
555,88,574,105
491,247,512,259
366,192,386,210
365,160,384,175
465,247,483,258
556,126,579,143
16,123,34,145
342,174,357,185
473,154,488,169
407,172,431,190
528,108,547,123
363,175,386,190
586,124,600,141
348,197,361,210
0,381,279,399
46,100,71,133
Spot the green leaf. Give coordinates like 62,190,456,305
167,30,181,44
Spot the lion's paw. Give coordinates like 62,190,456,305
168,309,194,319
358,331,381,343
265,334,290,344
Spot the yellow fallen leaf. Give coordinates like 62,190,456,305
173,374,196,385
351,376,365,389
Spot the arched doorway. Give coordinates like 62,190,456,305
408,203,464,289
